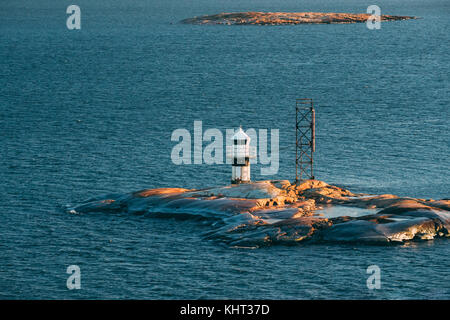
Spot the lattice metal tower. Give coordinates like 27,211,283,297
295,98,316,184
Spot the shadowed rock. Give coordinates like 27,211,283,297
181,12,417,26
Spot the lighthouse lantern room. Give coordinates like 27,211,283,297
231,127,251,184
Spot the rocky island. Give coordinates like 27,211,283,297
69,180,449,247
181,12,416,25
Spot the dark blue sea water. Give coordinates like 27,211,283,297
1,0,449,299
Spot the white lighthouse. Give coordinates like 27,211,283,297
231,127,251,184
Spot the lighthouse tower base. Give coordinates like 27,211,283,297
231,165,251,184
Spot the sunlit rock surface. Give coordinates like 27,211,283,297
181,12,417,26
68,180,449,247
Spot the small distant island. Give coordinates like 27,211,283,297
181,12,417,25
